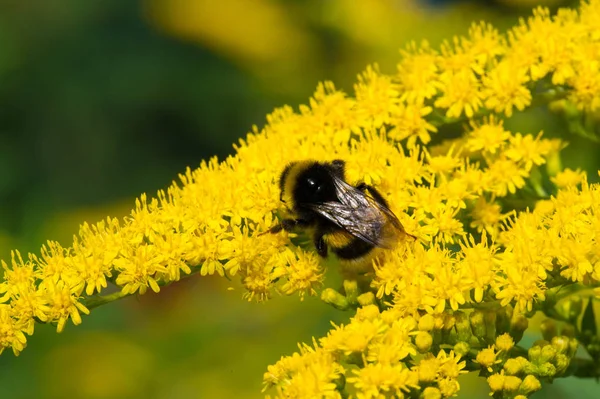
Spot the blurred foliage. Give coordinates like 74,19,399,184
0,0,598,398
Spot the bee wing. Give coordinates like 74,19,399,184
307,177,403,248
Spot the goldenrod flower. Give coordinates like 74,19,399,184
476,346,501,372
483,61,531,117
347,362,418,399
551,168,587,188
0,305,28,355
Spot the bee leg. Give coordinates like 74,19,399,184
268,218,309,234
355,182,390,207
314,233,328,258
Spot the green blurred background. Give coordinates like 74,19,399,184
0,0,599,398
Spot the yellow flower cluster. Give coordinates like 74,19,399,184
1,1,600,398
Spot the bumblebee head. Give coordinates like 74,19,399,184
278,160,345,207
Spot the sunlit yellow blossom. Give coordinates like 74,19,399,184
348,362,418,399
366,317,417,364
435,70,483,118
436,350,467,380
459,233,497,302
476,346,501,372
483,61,531,117
34,241,74,286
496,333,515,352
1,251,36,300
41,280,90,333
389,104,437,147
8,285,49,334
470,197,507,238
466,117,511,155
551,168,587,188
504,132,553,170
555,236,594,282
264,344,344,399
495,265,546,313
426,205,465,244
438,36,480,75
568,56,600,111
427,147,462,177
0,305,28,356
114,245,165,295
486,159,529,196
397,41,439,105
466,21,505,68
275,249,324,299
354,64,399,128
321,318,386,356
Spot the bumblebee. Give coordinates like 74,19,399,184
269,160,412,270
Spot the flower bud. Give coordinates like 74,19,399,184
540,345,557,364
453,341,470,357
455,313,472,342
487,373,505,392
357,292,376,307
433,314,445,330
548,99,567,113
537,362,557,378
495,333,515,352
554,354,570,375
503,356,529,375
415,331,433,353
485,311,497,343
355,304,379,321
495,306,512,334
321,288,349,310
540,319,557,341
503,376,522,391
443,313,456,330
421,387,441,399
564,296,583,322
419,314,435,331
438,378,460,398
568,337,579,357
418,358,438,383
528,345,542,364
522,360,538,375
551,336,570,354
554,353,571,374
470,310,486,340
519,375,541,394
445,326,458,345
343,280,359,302
476,347,498,372
510,314,528,342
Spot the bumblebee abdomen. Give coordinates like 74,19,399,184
323,231,354,248
332,237,375,260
